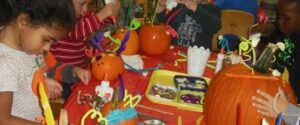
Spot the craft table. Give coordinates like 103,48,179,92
63,46,216,125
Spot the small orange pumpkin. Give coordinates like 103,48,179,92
139,23,171,55
113,28,139,55
91,53,124,81
204,64,296,125
101,101,126,116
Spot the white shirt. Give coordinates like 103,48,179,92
0,43,41,121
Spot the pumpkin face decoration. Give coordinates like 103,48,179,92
91,53,125,81
113,28,139,55
139,24,171,55
203,64,296,125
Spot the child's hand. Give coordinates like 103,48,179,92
96,1,121,21
73,67,91,85
252,87,289,118
45,78,63,99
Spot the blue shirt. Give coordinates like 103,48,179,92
214,0,258,21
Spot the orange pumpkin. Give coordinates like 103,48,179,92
113,28,139,55
139,23,171,55
204,64,296,125
91,53,124,81
101,101,126,116
118,117,138,125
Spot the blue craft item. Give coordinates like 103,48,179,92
218,34,240,51
116,31,130,55
105,108,137,125
118,74,125,100
91,32,104,51
276,113,283,125
218,36,229,51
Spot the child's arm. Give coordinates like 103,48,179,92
96,1,120,22
45,51,91,85
0,59,41,124
252,87,300,125
66,2,120,41
284,104,300,125
0,92,41,125
188,4,221,34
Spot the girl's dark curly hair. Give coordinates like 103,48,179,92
0,0,76,30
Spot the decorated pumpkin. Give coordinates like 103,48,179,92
101,101,126,116
101,102,138,125
101,88,139,125
204,64,296,125
113,28,139,55
139,23,171,55
118,117,138,125
91,53,125,81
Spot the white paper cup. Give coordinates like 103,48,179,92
187,46,211,77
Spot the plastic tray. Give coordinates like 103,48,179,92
145,70,211,112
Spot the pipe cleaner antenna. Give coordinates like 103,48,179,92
239,37,256,74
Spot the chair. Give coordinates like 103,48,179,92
212,10,254,52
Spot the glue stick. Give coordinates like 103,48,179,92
95,74,114,102
215,48,225,74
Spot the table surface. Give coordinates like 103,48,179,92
63,46,217,125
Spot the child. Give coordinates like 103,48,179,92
252,0,300,124
0,0,89,124
50,0,121,67
156,0,221,48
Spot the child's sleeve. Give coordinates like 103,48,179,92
0,58,18,92
157,10,168,23
283,103,300,125
189,4,221,35
66,11,113,41
44,51,79,84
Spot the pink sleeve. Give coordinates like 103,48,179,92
67,11,112,41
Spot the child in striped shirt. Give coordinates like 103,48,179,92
50,0,121,67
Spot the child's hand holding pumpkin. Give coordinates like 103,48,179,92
73,67,91,85
252,87,289,118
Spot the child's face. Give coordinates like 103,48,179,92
72,0,92,18
278,0,300,35
19,25,66,55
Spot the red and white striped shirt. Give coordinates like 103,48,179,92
50,11,112,67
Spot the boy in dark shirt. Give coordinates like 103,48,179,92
252,0,300,124
156,0,221,48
